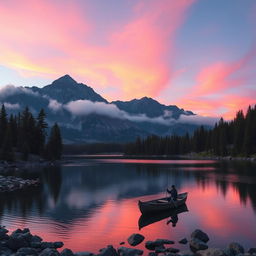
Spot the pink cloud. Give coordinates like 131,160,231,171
0,0,195,100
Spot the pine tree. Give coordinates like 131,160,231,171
45,123,62,160
0,104,7,147
36,109,48,155
0,123,14,162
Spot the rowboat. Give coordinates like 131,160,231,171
138,192,188,214
138,203,188,229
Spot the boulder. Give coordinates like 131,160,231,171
39,248,60,256
148,253,157,256
179,238,188,245
145,239,174,250
16,247,38,256
248,248,256,254
128,234,145,246
191,230,209,243
60,248,75,256
154,245,166,253
190,238,208,251
75,252,94,256
228,242,244,255
196,248,226,256
0,227,9,240
166,247,180,253
99,245,118,256
7,233,30,250
118,246,144,256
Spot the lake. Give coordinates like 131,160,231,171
1,156,256,253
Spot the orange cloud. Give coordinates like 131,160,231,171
0,0,195,100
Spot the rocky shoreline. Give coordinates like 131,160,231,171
0,227,255,256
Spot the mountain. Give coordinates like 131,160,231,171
30,74,107,103
112,97,194,119
0,75,202,143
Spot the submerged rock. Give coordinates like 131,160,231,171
118,246,143,256
128,233,145,246
191,230,209,243
227,242,244,255
179,238,188,245
190,238,208,251
196,248,226,256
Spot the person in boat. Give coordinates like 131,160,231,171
167,185,178,201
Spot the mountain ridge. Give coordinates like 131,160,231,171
0,75,202,143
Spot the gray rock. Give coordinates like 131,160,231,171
7,233,30,250
228,243,244,255
166,248,180,253
75,252,94,256
118,246,143,256
248,248,256,254
0,227,8,240
191,230,209,243
179,239,188,245
178,250,195,256
39,248,60,256
145,239,174,250
155,245,166,253
60,248,75,256
148,253,157,256
0,247,12,256
190,238,208,251
155,239,175,245
128,234,145,246
196,248,226,256
53,242,64,249
31,241,42,248
99,245,118,256
31,235,43,243
16,247,38,256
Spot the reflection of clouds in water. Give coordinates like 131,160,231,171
65,177,167,209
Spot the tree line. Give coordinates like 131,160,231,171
125,105,256,157
0,104,62,162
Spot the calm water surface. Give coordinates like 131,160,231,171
1,156,256,252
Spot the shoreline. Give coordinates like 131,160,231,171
0,226,255,256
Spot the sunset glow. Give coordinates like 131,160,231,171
0,0,255,118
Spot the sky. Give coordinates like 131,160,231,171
0,0,255,119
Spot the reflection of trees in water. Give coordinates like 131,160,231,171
42,165,62,204
194,161,256,212
0,165,63,219
0,186,44,220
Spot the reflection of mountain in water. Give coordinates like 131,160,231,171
0,159,256,226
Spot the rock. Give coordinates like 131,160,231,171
155,245,166,253
7,233,30,250
128,234,145,246
248,248,256,254
148,253,157,256
54,242,64,248
16,247,38,256
191,230,209,243
178,250,195,256
155,239,175,245
99,245,118,256
145,239,174,250
196,248,226,256
228,242,244,255
0,227,9,239
31,241,42,248
60,248,75,256
31,235,43,243
75,252,94,256
120,242,125,245
190,238,208,251
118,246,144,256
166,247,180,253
39,248,60,256
179,238,188,245
0,247,12,255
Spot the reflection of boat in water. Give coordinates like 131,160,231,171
138,204,188,229
138,192,188,214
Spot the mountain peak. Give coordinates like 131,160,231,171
52,74,77,86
